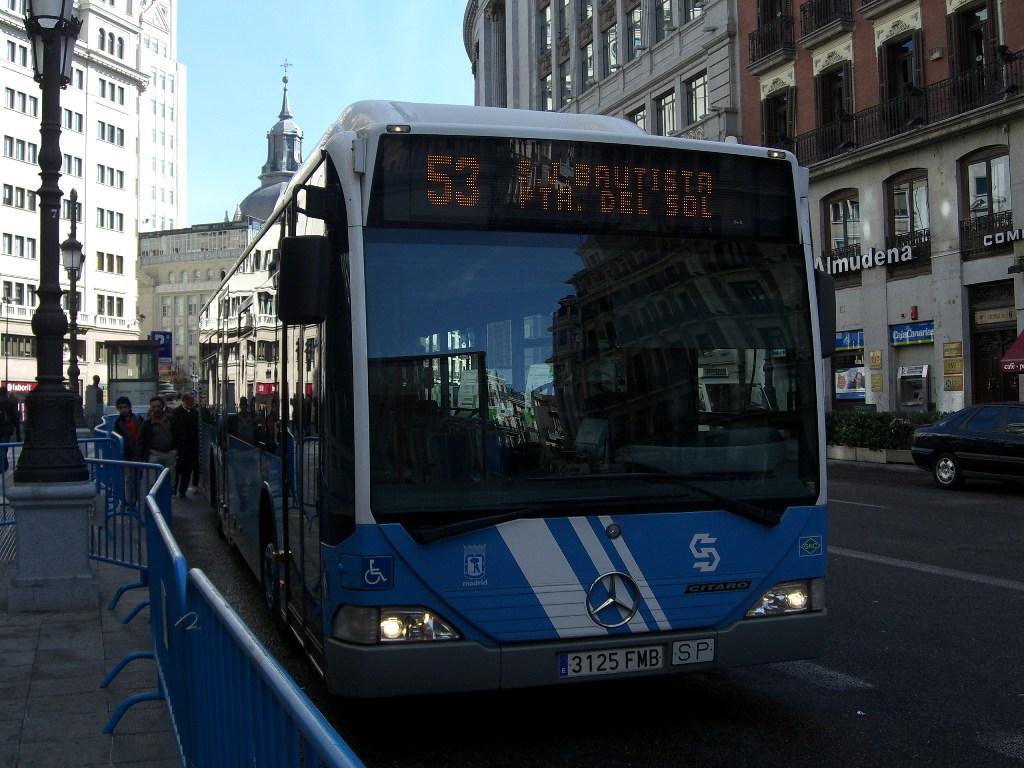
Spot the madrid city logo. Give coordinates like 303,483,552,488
463,544,487,586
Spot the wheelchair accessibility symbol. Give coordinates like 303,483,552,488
361,556,393,590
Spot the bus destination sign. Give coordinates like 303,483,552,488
369,134,799,242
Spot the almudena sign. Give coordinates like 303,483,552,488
814,227,1024,275
814,244,914,275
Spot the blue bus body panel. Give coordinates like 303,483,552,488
323,505,825,643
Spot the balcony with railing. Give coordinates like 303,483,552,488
960,210,1015,261
799,0,854,48
884,228,932,279
748,14,796,75
791,55,1023,166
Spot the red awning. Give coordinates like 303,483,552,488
1002,331,1024,373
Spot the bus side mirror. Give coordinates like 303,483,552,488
279,235,330,325
815,269,835,358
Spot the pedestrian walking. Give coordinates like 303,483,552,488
172,391,200,497
112,395,144,499
0,385,22,473
139,394,179,474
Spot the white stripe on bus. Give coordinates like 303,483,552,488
500,519,594,638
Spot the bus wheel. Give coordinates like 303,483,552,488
262,540,281,612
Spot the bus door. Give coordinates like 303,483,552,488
282,323,322,653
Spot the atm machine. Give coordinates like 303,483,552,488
897,365,931,412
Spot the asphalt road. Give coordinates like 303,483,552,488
170,462,1024,767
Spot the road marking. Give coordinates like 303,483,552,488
831,547,1024,592
767,660,873,690
827,498,888,509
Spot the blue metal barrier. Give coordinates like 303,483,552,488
185,571,365,768
97,446,365,767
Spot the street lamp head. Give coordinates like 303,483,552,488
24,0,82,86
60,233,83,279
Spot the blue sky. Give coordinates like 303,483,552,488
177,2,475,226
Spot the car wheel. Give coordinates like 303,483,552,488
932,452,964,489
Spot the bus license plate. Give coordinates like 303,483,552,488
559,646,663,678
672,638,716,665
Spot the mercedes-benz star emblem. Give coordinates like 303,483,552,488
586,572,640,628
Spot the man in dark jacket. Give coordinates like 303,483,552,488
111,395,143,460
112,395,144,499
172,392,200,497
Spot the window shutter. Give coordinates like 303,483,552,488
813,72,824,125
877,44,889,100
841,61,853,112
760,96,770,146
946,12,961,76
784,86,795,141
911,30,923,87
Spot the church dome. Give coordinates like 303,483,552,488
238,75,303,223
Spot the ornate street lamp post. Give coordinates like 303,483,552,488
16,0,87,482
61,188,86,429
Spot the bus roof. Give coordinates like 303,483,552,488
330,100,648,139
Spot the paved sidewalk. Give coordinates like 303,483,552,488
0,530,181,767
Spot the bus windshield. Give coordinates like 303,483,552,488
363,227,819,525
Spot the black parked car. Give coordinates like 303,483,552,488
911,402,1024,489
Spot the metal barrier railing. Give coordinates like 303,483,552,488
2,426,364,766
88,437,365,767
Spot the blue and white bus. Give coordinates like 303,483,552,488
199,100,836,698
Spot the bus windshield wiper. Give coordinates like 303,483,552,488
534,473,782,528
413,497,622,543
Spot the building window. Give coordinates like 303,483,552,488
602,23,618,77
580,41,595,91
684,71,708,124
559,58,572,105
960,149,1011,260
655,90,676,135
538,3,552,56
682,0,703,24
886,170,931,279
540,73,553,111
822,191,861,289
627,5,643,60
760,87,794,149
655,0,674,41
628,105,647,132
878,31,923,136
558,0,570,39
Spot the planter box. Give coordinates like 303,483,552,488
885,449,913,464
826,446,914,464
826,445,857,461
855,447,886,463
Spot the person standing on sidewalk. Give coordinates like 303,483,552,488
172,391,200,497
0,386,21,473
112,395,144,499
139,394,179,474
84,374,104,429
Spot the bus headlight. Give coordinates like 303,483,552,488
331,605,461,644
744,578,823,617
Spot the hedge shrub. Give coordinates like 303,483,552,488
824,410,948,451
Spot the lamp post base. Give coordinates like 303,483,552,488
5,479,98,613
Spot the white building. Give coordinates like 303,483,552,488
0,0,185,402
